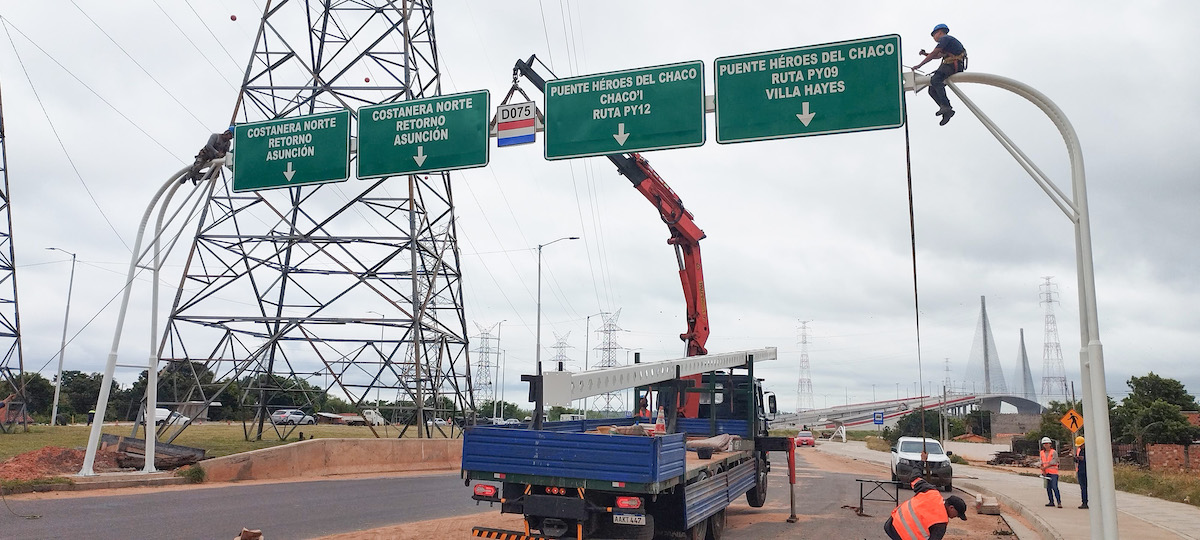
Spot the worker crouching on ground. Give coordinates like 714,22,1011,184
187,127,234,184
884,476,967,540
1040,436,1063,508
913,23,967,126
1076,436,1088,509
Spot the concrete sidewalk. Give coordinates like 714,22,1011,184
816,440,1199,539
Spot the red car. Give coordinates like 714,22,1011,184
795,430,816,447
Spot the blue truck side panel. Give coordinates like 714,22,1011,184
676,417,752,438
683,458,757,528
463,428,687,484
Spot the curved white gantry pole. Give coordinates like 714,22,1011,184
79,159,226,476
907,71,1115,540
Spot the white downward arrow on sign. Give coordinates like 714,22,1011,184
413,146,427,166
613,123,630,146
284,162,296,181
796,102,816,127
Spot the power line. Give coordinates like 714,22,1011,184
70,1,209,129
1,19,132,254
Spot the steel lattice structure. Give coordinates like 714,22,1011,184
158,0,474,441
795,320,813,411
0,82,27,433
1039,277,1069,404
592,309,624,415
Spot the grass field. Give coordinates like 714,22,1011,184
0,422,457,462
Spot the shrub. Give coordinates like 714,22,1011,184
176,465,206,484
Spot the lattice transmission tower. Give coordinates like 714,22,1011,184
550,331,573,372
1039,277,1069,404
472,322,501,408
795,320,813,411
158,0,474,441
592,309,624,415
0,82,27,433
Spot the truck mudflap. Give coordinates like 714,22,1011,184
471,527,561,540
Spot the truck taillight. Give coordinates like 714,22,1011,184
615,496,642,509
474,484,498,498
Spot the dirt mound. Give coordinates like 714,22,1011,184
0,446,123,481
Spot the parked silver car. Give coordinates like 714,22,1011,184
271,409,315,425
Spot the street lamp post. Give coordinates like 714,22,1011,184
583,312,608,420
47,248,76,427
368,311,385,413
534,236,579,429
492,320,506,421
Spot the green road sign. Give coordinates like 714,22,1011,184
714,35,904,143
233,110,350,192
357,90,490,178
545,61,705,160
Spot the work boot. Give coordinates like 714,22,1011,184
935,106,952,116
939,109,955,126
1079,503,1088,509
1045,502,1055,507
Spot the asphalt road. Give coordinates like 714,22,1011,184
1,449,937,540
1,473,483,539
722,449,897,539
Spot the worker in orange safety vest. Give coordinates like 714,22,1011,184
1040,436,1062,508
884,477,968,540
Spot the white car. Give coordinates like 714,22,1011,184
362,409,388,426
503,418,522,425
890,436,953,491
145,407,190,426
271,409,315,425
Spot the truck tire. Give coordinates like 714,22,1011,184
745,457,768,508
706,509,726,540
686,514,708,540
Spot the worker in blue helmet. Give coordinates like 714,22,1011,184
914,24,967,126
186,126,235,184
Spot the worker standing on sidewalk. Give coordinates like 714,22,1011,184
883,477,968,540
1040,436,1063,508
1075,436,1089,509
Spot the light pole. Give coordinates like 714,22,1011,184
493,320,506,421
534,236,578,429
368,311,385,412
47,248,76,427
583,312,608,420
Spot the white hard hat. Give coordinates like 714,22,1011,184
1040,437,1052,444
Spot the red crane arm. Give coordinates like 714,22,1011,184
627,155,709,357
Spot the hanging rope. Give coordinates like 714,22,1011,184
902,104,931,467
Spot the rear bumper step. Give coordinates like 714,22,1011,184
471,527,557,540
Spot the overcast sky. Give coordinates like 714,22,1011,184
0,1,1196,413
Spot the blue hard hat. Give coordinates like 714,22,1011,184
932,24,949,36
227,125,236,133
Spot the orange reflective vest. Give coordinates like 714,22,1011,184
889,485,949,540
1040,448,1059,475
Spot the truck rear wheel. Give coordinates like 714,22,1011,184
686,514,708,540
706,509,726,540
746,458,768,507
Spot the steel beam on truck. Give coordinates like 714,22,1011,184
542,348,776,407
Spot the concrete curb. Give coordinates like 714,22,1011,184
960,479,1063,540
2,475,189,495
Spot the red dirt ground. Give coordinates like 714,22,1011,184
0,446,122,481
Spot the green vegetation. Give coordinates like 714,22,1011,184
1110,373,1200,446
950,453,969,465
0,423,457,462
176,465,205,484
879,409,966,444
865,436,890,452
0,476,72,492
1110,465,1200,508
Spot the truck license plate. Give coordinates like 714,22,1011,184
612,513,645,526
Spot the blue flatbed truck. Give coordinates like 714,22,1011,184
462,348,793,539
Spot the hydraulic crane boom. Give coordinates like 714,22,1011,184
513,55,710,358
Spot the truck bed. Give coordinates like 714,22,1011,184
462,419,753,494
